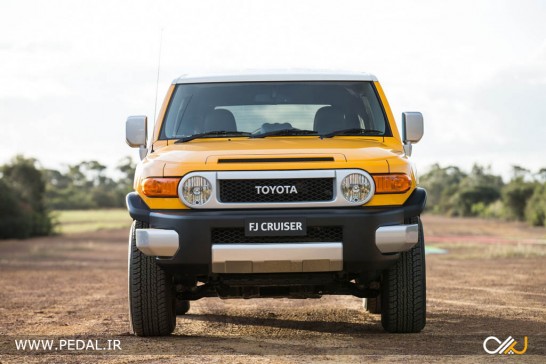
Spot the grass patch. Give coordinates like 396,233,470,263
430,242,546,259
54,209,131,234
482,244,546,259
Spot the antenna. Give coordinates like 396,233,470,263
153,28,164,124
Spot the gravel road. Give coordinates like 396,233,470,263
1,215,545,363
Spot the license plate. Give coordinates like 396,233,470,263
245,217,307,236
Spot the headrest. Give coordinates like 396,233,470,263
203,109,237,132
313,106,346,135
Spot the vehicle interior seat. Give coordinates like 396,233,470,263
203,109,237,132
313,106,359,135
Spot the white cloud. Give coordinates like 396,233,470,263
0,0,545,177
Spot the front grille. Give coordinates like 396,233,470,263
219,178,334,203
212,226,343,244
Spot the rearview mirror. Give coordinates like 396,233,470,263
401,112,423,156
126,115,148,159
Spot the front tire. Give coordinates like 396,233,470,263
380,216,426,333
128,220,176,336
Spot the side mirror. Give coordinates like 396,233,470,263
126,115,148,160
401,112,424,156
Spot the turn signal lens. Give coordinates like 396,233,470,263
141,178,180,197
373,174,411,194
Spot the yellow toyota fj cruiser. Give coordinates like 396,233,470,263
125,70,426,336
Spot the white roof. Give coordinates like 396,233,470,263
173,69,378,84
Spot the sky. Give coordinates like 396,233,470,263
1,0,545,178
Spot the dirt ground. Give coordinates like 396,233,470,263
0,215,545,363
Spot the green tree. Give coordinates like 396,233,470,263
449,165,503,216
81,161,108,187
0,179,32,238
44,156,136,210
420,164,503,217
44,165,95,209
535,168,546,183
0,156,53,238
420,164,466,214
525,184,546,226
117,156,136,191
501,165,536,221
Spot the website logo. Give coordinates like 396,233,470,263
483,336,528,355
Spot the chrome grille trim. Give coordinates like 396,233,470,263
178,169,375,209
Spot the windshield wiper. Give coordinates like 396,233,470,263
251,129,318,138
321,128,384,138
175,131,251,143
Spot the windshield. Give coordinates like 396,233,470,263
160,81,391,140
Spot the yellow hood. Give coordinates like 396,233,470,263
148,137,404,176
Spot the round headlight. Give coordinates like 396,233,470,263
181,176,212,206
341,173,374,204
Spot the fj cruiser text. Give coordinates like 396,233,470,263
125,70,426,336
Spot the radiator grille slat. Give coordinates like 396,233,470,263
212,226,343,244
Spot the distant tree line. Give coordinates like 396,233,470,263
420,164,546,226
0,155,135,239
2,156,546,239
44,157,136,210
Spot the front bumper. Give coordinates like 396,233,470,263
126,188,426,276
